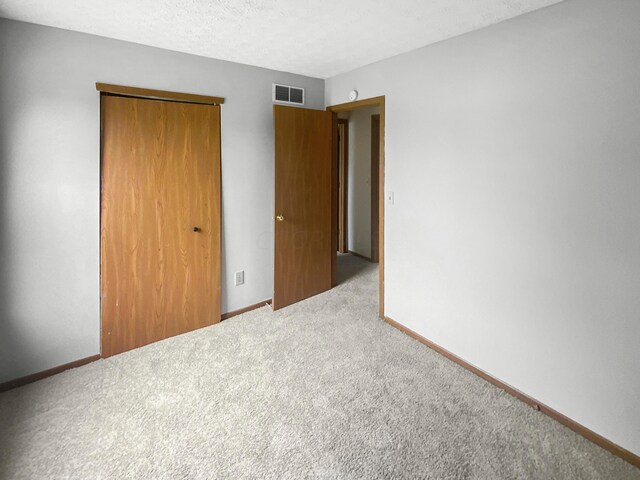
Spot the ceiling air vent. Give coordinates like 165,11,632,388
273,84,305,105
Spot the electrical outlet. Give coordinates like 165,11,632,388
234,270,244,286
386,191,395,205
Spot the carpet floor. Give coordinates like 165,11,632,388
0,254,638,479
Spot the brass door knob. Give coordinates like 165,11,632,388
276,214,284,222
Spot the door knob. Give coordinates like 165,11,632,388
193,226,201,232
276,214,284,222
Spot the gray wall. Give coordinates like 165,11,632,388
0,19,324,383
326,0,640,456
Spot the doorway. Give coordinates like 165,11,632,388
329,97,385,317
98,84,223,357
335,108,381,264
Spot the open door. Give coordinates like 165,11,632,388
273,105,335,310
370,114,380,263
337,119,349,254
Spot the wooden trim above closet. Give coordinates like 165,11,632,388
95,83,224,105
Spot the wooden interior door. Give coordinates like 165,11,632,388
101,95,221,357
273,105,335,310
370,114,380,263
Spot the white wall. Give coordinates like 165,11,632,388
346,106,379,258
326,0,640,456
0,19,324,383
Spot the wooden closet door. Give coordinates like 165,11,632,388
100,95,221,357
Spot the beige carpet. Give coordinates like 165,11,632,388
1,254,638,479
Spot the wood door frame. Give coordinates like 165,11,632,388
327,96,385,318
337,119,349,254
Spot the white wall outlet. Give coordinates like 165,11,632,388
386,191,395,205
234,270,245,286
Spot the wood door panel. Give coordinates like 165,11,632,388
274,106,334,310
371,114,380,263
101,95,221,357
337,120,349,254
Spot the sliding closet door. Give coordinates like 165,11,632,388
100,95,221,357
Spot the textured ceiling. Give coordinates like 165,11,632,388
0,0,563,78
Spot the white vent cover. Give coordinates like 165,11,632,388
273,84,305,105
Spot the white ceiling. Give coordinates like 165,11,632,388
0,0,563,78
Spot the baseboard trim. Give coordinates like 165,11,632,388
383,315,640,469
348,250,373,262
0,354,101,393
221,299,272,321
0,301,273,392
